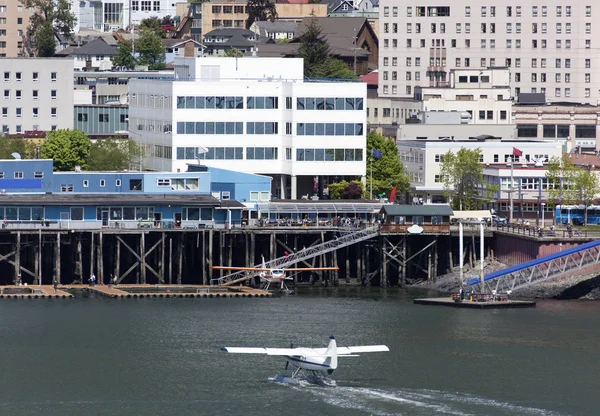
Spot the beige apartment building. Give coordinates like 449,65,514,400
0,2,35,57
201,0,327,38
378,1,600,104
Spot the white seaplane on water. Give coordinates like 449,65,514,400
221,336,389,386
213,255,338,293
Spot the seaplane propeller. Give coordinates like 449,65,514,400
222,336,389,386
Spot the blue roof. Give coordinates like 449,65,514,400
465,239,600,285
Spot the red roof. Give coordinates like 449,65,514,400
360,71,378,86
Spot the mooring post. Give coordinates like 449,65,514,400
55,232,61,284
399,236,406,287
115,236,121,283
270,232,275,261
208,230,213,282
177,233,183,284
140,232,146,284
345,246,350,282
201,231,206,285
433,237,439,282
15,231,21,284
89,232,94,282
168,237,173,285
98,231,104,284
34,234,39,285
160,233,165,284
250,232,255,264
75,235,83,284
38,230,42,285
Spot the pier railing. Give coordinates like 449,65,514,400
215,226,381,285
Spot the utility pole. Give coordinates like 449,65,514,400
509,156,514,223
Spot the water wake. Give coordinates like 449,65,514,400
292,385,567,416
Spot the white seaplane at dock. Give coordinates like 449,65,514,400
213,255,338,293
221,336,389,386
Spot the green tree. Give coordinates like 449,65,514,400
112,39,137,70
139,16,165,37
224,47,239,57
328,181,348,199
440,147,495,210
366,130,410,201
545,155,578,224
246,0,278,29
23,0,76,57
137,29,166,70
573,168,600,224
313,58,357,79
41,130,91,171
0,137,37,159
297,18,330,77
86,138,141,171
341,181,363,199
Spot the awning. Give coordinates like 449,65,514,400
257,202,384,215
451,210,493,219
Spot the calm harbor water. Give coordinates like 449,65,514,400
0,287,598,416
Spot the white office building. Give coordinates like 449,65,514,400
1,59,74,134
397,138,563,205
71,0,177,32
128,57,367,199
379,1,600,104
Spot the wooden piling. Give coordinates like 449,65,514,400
55,232,61,284
140,232,146,284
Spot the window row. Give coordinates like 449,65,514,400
96,206,155,221
2,125,57,134
3,71,56,82
131,93,173,109
395,38,587,51
0,207,44,221
182,207,214,221
176,121,244,135
517,124,596,138
296,123,363,136
2,107,57,118
131,1,162,12
463,5,588,18
296,97,363,111
176,96,243,109
176,147,278,160
3,89,57,100
296,148,363,162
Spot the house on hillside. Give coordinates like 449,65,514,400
70,38,118,71
203,28,258,55
249,21,298,42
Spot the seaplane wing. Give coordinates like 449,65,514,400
221,347,324,356
285,267,340,271
221,345,389,356
212,267,270,271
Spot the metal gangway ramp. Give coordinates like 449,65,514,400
464,240,600,293
215,226,380,286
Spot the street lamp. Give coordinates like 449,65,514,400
541,203,546,228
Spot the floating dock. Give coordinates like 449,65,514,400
414,297,536,309
0,284,271,299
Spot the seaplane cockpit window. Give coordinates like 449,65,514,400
272,269,284,275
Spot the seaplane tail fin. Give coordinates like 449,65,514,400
324,336,338,370
261,254,266,269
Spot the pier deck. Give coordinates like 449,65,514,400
83,284,272,299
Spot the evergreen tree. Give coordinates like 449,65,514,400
22,0,76,57
297,18,330,77
137,29,167,70
246,0,278,29
112,39,137,70
41,130,91,171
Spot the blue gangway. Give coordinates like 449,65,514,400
465,239,600,292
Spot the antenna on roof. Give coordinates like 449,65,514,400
11,152,21,160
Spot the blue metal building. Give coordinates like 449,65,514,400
0,160,271,229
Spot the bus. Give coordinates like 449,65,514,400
554,205,600,225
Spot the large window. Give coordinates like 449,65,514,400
246,96,278,109
517,124,538,138
576,125,596,138
70,207,84,221
178,147,243,160
246,147,278,160
176,96,243,109
296,123,363,136
296,148,363,162
176,121,243,135
296,97,363,110
246,122,278,134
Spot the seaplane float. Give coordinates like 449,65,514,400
213,255,339,294
221,336,389,386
